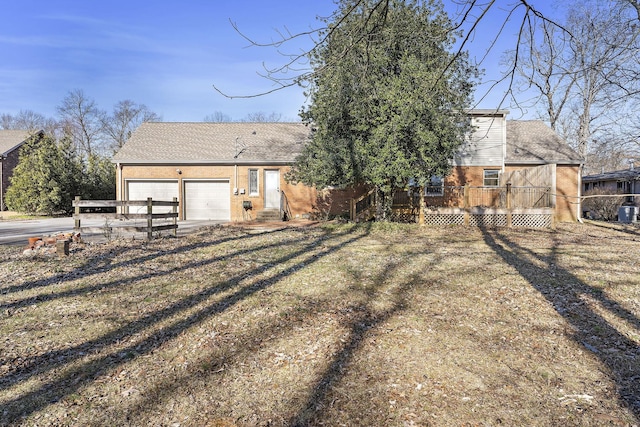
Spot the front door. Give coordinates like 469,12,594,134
264,170,280,209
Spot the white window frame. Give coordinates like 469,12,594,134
483,169,500,187
249,169,259,196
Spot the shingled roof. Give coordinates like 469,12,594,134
0,130,35,156
112,122,311,164
582,168,640,182
506,121,583,165
114,120,581,167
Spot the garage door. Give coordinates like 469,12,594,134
184,180,230,220
127,180,179,214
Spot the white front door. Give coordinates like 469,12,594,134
264,170,280,209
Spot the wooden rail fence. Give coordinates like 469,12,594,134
73,196,179,240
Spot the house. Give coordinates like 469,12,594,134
582,165,640,208
0,130,42,211
112,112,583,223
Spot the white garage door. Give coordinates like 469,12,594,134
127,180,179,214
184,180,230,220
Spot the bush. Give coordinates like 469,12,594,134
582,187,625,221
5,134,82,215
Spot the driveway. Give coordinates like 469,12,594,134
0,217,226,246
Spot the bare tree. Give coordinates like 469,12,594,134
56,89,106,158
103,100,161,152
241,111,282,122
2,110,44,131
203,111,232,122
511,24,575,132
0,110,61,137
512,1,640,173
214,0,640,113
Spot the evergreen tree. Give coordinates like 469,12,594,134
288,0,478,219
83,154,116,201
5,134,82,215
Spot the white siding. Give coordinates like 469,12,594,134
453,116,505,167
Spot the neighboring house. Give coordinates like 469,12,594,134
0,130,42,211
582,165,640,207
113,111,583,223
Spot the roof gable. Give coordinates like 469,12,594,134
0,130,37,156
112,122,311,164
506,121,583,165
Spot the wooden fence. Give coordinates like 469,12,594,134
73,196,179,240
351,184,555,228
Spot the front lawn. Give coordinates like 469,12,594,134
1,222,639,426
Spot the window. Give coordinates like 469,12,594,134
424,175,444,196
483,169,499,187
249,169,259,195
617,181,630,193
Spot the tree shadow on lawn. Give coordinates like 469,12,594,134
1,226,276,297
0,224,372,424
582,220,640,239
0,228,304,313
118,241,425,426
290,257,419,426
481,227,640,420
0,228,312,390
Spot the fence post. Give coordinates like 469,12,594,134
172,197,178,237
350,198,355,221
506,183,512,227
74,195,81,231
463,184,470,225
418,187,425,225
463,184,469,209
147,197,153,240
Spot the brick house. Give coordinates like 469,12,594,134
0,130,42,211
113,112,582,223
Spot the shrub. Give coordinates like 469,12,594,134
582,187,625,221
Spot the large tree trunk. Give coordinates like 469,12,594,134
374,185,394,222
418,186,426,225
375,185,385,221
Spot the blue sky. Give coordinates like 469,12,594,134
0,1,559,122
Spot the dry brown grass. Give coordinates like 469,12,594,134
1,221,639,426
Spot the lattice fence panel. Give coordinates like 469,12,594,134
512,214,552,228
423,214,465,226
469,214,508,227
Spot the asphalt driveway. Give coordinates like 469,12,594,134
0,217,226,246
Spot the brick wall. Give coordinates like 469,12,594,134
555,165,581,222
118,163,582,222
119,164,321,221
